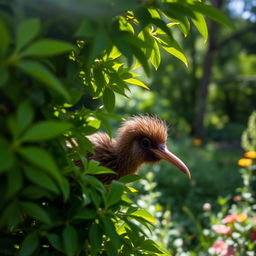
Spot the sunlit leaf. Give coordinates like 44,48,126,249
192,12,208,42
189,2,235,28
158,35,188,67
108,46,122,59
150,40,161,70
124,78,149,90
131,209,157,224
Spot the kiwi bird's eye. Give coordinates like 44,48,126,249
141,137,152,149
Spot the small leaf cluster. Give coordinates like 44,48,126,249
0,0,232,255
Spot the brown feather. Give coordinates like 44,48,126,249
79,116,169,184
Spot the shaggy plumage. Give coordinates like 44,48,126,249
76,116,190,184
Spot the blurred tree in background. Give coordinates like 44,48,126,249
117,0,256,142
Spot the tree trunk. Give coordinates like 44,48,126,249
194,0,223,140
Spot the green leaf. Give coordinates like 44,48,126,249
124,78,149,90
18,146,62,183
0,67,9,87
16,101,34,136
89,223,103,256
86,160,116,175
21,201,51,223
83,175,106,194
0,201,21,229
119,174,142,184
140,240,163,254
21,121,72,142
0,136,14,173
23,166,59,194
150,39,161,70
21,39,74,57
75,19,94,37
0,19,10,56
192,13,208,42
101,216,121,250
106,181,124,208
103,88,115,112
91,27,110,61
21,186,50,199
60,177,70,202
63,225,78,256
158,34,188,67
131,209,157,224
190,2,235,29
17,60,70,99
151,18,173,38
16,18,40,51
7,169,23,199
47,234,63,252
19,233,39,256
108,46,122,60
132,46,151,76
177,16,190,37
74,208,96,220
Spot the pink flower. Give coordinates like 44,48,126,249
252,216,256,222
212,241,228,255
223,213,238,224
203,203,212,211
213,225,231,235
233,195,242,202
223,213,247,224
211,241,235,256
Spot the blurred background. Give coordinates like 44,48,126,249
113,0,256,253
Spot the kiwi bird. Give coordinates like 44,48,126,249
77,116,191,184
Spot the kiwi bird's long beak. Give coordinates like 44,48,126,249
151,144,191,179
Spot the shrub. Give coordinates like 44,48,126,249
0,1,232,255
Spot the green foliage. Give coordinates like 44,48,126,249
242,111,256,151
0,0,232,255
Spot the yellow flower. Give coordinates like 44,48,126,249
238,158,253,167
244,151,256,159
237,213,247,222
193,139,202,146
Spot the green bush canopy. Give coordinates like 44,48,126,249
0,0,232,255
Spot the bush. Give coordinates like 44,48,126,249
0,1,232,255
